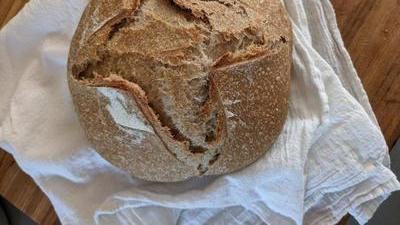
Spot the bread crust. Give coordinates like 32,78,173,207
68,0,292,182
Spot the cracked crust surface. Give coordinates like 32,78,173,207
68,0,292,182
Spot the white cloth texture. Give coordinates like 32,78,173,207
0,0,399,225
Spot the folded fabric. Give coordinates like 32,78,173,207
0,0,398,224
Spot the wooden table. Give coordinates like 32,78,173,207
0,0,399,224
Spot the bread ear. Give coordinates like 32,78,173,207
68,0,139,74
75,0,138,45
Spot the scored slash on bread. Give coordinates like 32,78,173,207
68,0,292,182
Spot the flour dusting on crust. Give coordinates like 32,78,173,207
98,87,154,134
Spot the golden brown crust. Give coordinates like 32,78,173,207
68,0,292,182
206,48,291,175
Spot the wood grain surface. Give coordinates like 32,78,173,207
0,152,60,225
0,0,28,27
0,0,399,225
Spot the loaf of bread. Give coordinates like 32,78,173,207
68,0,292,182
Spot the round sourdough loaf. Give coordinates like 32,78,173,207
68,0,292,182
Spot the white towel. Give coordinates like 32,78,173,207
0,0,399,224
